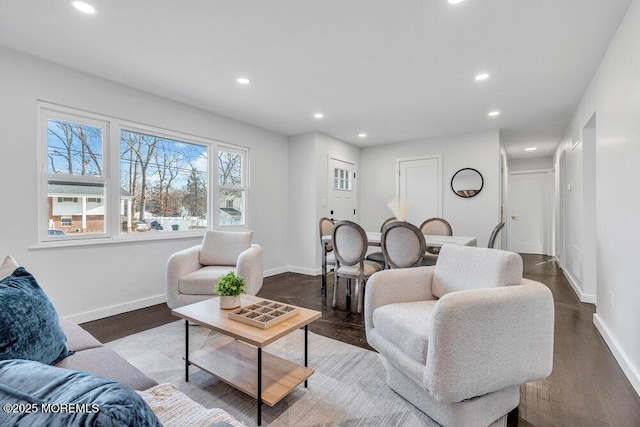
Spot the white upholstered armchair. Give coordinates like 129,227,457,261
165,230,263,309
364,244,554,426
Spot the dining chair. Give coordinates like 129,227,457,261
487,222,505,249
381,221,426,269
366,217,398,265
319,217,335,299
419,217,453,266
332,220,383,313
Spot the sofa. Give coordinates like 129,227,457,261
0,255,242,426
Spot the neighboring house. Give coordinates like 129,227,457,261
48,182,133,233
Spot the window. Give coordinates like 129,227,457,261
120,129,208,233
218,148,247,226
39,103,249,244
333,167,352,190
44,112,108,238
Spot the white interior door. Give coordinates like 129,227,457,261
398,156,441,225
328,158,356,221
508,171,547,254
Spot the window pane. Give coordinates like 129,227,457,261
47,180,106,236
218,151,242,186
120,130,208,233
219,189,244,226
47,120,102,176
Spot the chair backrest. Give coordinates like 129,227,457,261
381,221,426,268
332,220,368,267
319,217,335,252
487,222,505,249
432,244,523,298
379,217,398,232
419,218,452,236
199,230,252,266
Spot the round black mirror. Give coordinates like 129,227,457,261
451,168,483,198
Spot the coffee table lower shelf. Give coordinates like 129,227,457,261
190,337,314,407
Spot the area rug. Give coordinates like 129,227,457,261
108,321,506,426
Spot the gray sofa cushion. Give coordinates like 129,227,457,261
179,265,235,295
55,346,157,391
373,300,438,364
59,317,103,352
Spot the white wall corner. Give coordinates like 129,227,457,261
263,267,289,277
65,294,167,324
593,313,640,397
562,269,596,303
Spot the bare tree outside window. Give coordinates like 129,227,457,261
47,120,102,176
120,129,208,232
218,150,245,226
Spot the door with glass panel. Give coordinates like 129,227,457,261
328,158,357,222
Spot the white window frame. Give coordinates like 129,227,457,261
215,144,249,228
39,107,111,243
36,102,250,247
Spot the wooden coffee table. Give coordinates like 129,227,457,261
171,295,322,426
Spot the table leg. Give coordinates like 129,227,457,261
185,320,190,382
257,348,263,426
304,325,309,388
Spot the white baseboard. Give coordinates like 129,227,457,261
65,294,167,324
562,269,596,304
263,267,288,277
286,266,321,276
65,266,317,323
593,314,640,397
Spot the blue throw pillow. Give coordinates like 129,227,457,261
0,359,161,426
0,267,72,364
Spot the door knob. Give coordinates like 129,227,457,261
511,215,518,220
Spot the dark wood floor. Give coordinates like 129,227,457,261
82,255,640,426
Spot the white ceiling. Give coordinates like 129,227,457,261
0,0,632,157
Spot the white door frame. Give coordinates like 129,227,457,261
395,154,442,217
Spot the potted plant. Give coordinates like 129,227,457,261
215,271,245,309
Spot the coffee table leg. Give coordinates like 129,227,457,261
185,320,190,382
257,348,262,426
304,324,309,388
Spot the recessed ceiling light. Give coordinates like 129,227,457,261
448,0,465,4
236,77,251,85
488,111,500,117
524,147,538,152
358,133,367,138
313,113,324,119
475,73,490,81
72,1,96,14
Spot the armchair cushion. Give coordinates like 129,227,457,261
373,300,438,364
432,244,522,298
199,231,252,266
179,266,235,295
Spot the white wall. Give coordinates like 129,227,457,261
508,155,554,172
0,47,289,322
359,130,501,247
287,133,317,275
287,132,360,274
554,0,640,395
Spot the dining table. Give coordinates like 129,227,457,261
320,232,477,299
